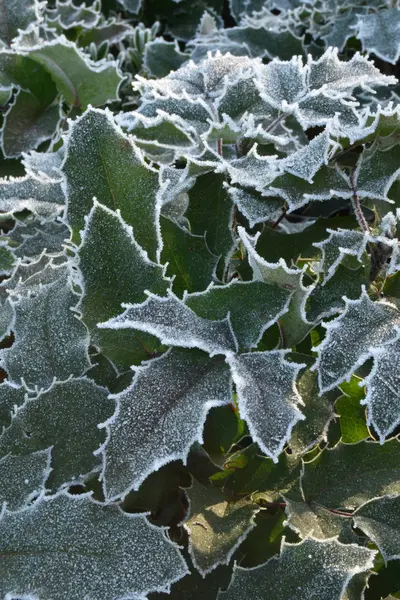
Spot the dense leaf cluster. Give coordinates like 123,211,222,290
1,0,400,598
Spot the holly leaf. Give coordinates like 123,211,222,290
335,378,370,444
0,173,65,217
98,291,238,356
0,0,41,46
353,495,400,562
0,492,188,598
227,351,305,461
63,107,160,260
98,348,232,499
185,478,257,575
76,201,168,368
160,215,219,296
144,39,189,78
289,367,338,457
301,439,400,509
312,229,367,284
218,537,375,600
185,279,292,351
363,332,400,442
314,288,400,393
1,264,91,389
0,448,51,511
0,381,25,431
0,378,114,490
19,37,123,109
46,0,101,30
355,8,400,65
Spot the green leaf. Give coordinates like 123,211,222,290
355,8,400,65
21,38,123,109
0,173,65,217
227,351,305,461
0,378,114,490
99,348,232,499
144,39,189,78
99,291,237,356
284,496,358,543
0,381,25,431
0,0,40,46
76,201,168,368
353,495,400,562
314,288,400,393
2,90,61,158
46,0,101,30
64,107,160,260
218,537,375,600
289,368,338,457
336,378,370,444
185,478,257,575
160,215,218,296
0,492,188,598
186,279,292,351
0,448,51,511
301,439,400,509
1,264,91,389
185,173,235,260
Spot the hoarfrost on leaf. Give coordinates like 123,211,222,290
99,348,232,499
218,537,376,600
227,351,305,462
0,378,114,491
0,492,188,599
98,291,238,356
0,448,51,512
353,494,400,562
314,288,400,393
185,478,258,575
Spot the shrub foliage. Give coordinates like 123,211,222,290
1,0,400,598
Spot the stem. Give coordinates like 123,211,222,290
349,171,370,233
272,208,287,229
217,138,223,156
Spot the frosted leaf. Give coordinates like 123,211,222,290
229,0,266,21
22,145,65,179
63,107,161,260
362,332,400,442
4,255,68,296
280,130,334,183
0,378,114,490
1,265,91,389
185,279,292,350
0,492,188,598
228,351,305,461
16,37,123,109
0,381,25,432
284,497,357,543
289,368,338,458
98,291,238,356
355,9,400,65
76,201,169,365
185,478,257,575
99,348,232,499
238,226,312,346
301,439,400,509
8,218,69,259
354,140,400,202
314,289,400,393
218,537,376,600
160,216,219,296
118,0,142,12
0,0,41,45
0,174,65,217
144,39,189,78
0,449,51,512
353,495,400,561
226,185,281,227
306,263,369,324
2,90,61,158
46,0,101,30
312,228,368,283
0,298,13,341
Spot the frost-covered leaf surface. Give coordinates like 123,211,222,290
218,537,376,600
0,492,188,599
2,0,400,595
0,378,114,490
99,348,232,499
185,478,257,575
